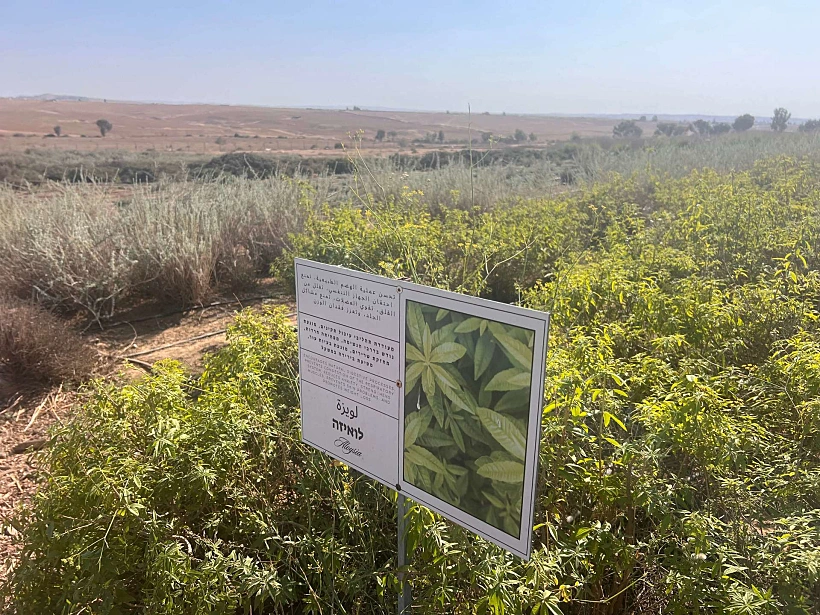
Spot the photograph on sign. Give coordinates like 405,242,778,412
399,288,549,559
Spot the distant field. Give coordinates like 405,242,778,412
0,99,638,155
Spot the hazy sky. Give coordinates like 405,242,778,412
2,0,819,117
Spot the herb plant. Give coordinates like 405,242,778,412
404,300,534,537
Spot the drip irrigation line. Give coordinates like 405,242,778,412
102,294,289,330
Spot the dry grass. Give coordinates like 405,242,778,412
0,296,96,398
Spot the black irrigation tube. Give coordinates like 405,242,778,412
119,310,297,359
102,294,289,330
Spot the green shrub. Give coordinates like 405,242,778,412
274,194,589,303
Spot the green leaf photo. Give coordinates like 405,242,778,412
403,300,534,537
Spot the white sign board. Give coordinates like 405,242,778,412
296,259,550,559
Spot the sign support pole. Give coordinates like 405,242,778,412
397,493,412,614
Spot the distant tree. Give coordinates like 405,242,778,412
798,119,820,133
655,122,689,137
613,120,642,138
771,107,791,132
655,122,676,137
733,114,755,132
481,132,492,143
651,115,658,122
375,129,386,142
692,119,712,136
570,132,582,142
639,115,647,122
514,128,527,142
438,130,445,143
352,106,361,111
53,125,62,137
529,132,537,141
711,122,732,135
96,119,113,137
387,131,398,141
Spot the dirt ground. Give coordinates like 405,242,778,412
0,280,295,584
0,98,641,156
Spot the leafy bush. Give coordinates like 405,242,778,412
273,185,595,302
612,120,642,138
799,119,820,133
733,114,755,132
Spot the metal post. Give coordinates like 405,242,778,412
397,493,412,614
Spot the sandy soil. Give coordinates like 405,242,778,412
0,281,295,585
0,99,642,156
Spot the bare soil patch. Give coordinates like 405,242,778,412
0,99,633,156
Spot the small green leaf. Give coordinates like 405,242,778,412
603,411,627,431
495,389,530,412
484,368,531,391
450,419,466,453
436,308,449,321
429,391,445,426
419,427,455,448
407,302,425,348
493,331,533,370
441,380,476,413
422,325,432,357
476,460,525,483
405,361,424,391
477,407,527,460
422,366,436,400
430,363,460,391
474,332,496,380
482,490,505,508
429,342,466,364
405,343,425,363
454,317,483,333
405,445,448,475
405,409,433,448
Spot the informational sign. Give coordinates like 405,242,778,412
296,259,550,559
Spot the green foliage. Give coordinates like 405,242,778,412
403,301,533,536
96,118,113,137
799,119,820,133
771,108,791,132
612,120,642,138
711,121,732,135
692,119,712,135
655,122,689,137
733,114,755,132
3,308,396,614
273,185,593,302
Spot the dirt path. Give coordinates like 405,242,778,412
0,282,295,584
